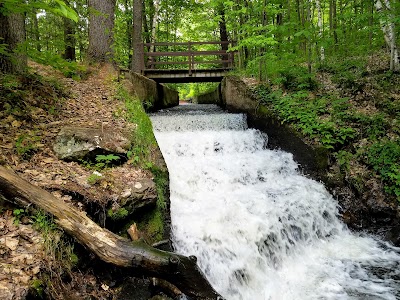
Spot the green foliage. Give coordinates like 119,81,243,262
15,133,41,159
1,0,78,22
95,154,120,168
276,67,318,91
13,208,25,225
28,49,88,79
334,150,354,173
30,279,44,298
366,140,400,198
115,85,156,166
350,112,389,139
254,86,356,149
167,82,219,100
86,173,102,185
32,210,57,233
107,207,129,220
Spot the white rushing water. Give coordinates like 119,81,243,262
151,105,400,300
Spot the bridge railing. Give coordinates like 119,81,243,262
140,41,236,75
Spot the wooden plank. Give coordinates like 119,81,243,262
147,60,231,66
146,50,228,57
143,41,232,47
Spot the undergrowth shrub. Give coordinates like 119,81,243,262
366,140,400,199
254,85,356,149
275,66,318,91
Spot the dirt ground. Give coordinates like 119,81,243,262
0,63,152,299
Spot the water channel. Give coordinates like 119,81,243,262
150,104,400,300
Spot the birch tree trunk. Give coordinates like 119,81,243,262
375,0,399,71
150,0,161,53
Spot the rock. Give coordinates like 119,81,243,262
386,225,400,247
53,126,132,161
108,178,157,220
148,296,174,300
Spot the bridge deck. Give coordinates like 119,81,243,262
144,68,231,83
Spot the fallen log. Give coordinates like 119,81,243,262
0,166,223,300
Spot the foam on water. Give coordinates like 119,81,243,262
151,105,400,300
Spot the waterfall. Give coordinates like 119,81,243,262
151,104,400,300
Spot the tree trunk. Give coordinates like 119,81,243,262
32,8,41,52
316,0,325,63
0,5,27,74
143,0,151,51
375,0,399,71
87,0,116,63
218,4,229,67
332,0,338,47
150,0,160,53
124,0,133,65
132,0,143,72
0,166,222,300
63,16,76,61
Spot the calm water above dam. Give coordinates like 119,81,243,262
150,104,400,300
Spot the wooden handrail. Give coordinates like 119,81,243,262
143,41,233,47
141,40,236,74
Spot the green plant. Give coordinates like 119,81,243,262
87,173,102,185
95,154,120,168
30,279,44,297
15,133,41,159
276,66,318,91
107,207,129,220
115,85,157,166
32,210,57,233
254,86,356,149
335,150,354,173
366,140,400,199
13,208,25,225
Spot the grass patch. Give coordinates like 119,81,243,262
115,84,157,167
115,83,169,243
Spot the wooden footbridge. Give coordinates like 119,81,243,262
139,41,235,83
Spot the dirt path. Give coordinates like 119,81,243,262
0,63,150,299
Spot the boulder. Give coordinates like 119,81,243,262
108,178,157,220
53,126,132,161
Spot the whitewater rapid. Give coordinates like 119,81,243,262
151,104,400,300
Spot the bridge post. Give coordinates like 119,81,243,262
188,41,192,76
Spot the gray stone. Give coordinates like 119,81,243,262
109,178,157,219
53,126,132,161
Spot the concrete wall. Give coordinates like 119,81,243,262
193,86,222,105
220,76,328,174
128,72,179,111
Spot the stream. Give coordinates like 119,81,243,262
150,104,400,300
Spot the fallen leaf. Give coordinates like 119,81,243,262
3,237,19,251
42,158,55,163
11,120,22,128
24,170,40,176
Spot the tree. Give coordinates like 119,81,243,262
63,14,76,61
87,0,116,63
375,0,399,71
131,0,143,72
0,4,27,74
